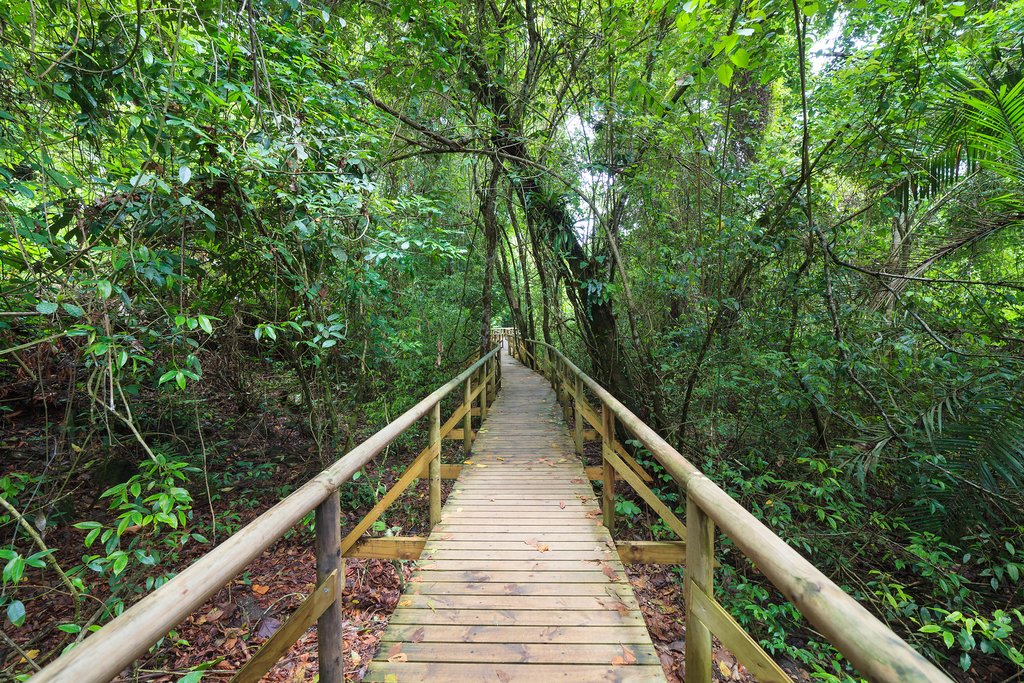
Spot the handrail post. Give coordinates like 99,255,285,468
685,493,714,683
479,365,489,422
573,375,583,455
601,402,616,535
463,375,473,455
315,491,343,683
429,401,441,527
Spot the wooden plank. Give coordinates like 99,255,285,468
616,540,687,565
364,663,666,682
412,570,620,583
346,536,427,560
381,624,653,644
603,445,687,539
388,609,643,626
406,582,637,597
371,642,661,664
689,582,793,683
414,560,625,573
231,570,337,683
612,440,655,484
444,428,476,441
394,594,638,611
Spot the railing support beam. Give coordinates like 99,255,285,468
429,401,442,527
685,494,714,683
601,402,616,535
315,491,344,683
463,376,473,455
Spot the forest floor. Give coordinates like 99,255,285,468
1,379,809,683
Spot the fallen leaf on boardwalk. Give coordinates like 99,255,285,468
411,627,425,642
388,653,408,663
585,510,601,518
602,563,621,582
251,584,270,595
524,539,550,552
399,599,413,607
387,643,404,661
611,645,638,666
559,501,566,509
602,599,631,616
571,478,584,484
496,670,511,682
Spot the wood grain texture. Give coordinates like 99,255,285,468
365,352,666,682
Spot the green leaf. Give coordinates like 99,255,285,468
943,630,955,648
947,1,965,16
179,165,192,185
730,48,750,68
198,316,213,334
35,301,58,315
802,0,819,15
6,600,25,627
61,303,85,317
717,63,733,87
178,672,203,683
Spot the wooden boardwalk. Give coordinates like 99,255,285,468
364,351,667,682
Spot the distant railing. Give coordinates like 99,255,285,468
30,346,503,683
507,338,951,683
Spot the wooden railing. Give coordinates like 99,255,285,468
507,338,951,683
29,346,503,683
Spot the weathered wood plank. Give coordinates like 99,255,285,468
364,663,666,682
381,624,653,644
371,642,661,664
616,540,687,565
346,536,427,560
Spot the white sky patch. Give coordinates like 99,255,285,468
810,13,846,74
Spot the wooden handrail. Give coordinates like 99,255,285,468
30,345,502,683
515,340,950,683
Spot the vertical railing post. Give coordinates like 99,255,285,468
561,361,572,424
429,401,441,527
601,402,616,536
463,375,473,456
479,364,489,422
315,491,343,683
573,375,583,455
685,493,714,683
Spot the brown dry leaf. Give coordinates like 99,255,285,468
559,501,566,509
411,627,426,643
622,646,637,664
205,607,224,622
398,599,413,607
251,584,270,595
602,563,620,582
387,643,404,661
496,670,511,682
524,539,550,553
387,653,408,663
585,510,601,518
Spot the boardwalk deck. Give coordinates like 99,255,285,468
364,351,667,682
